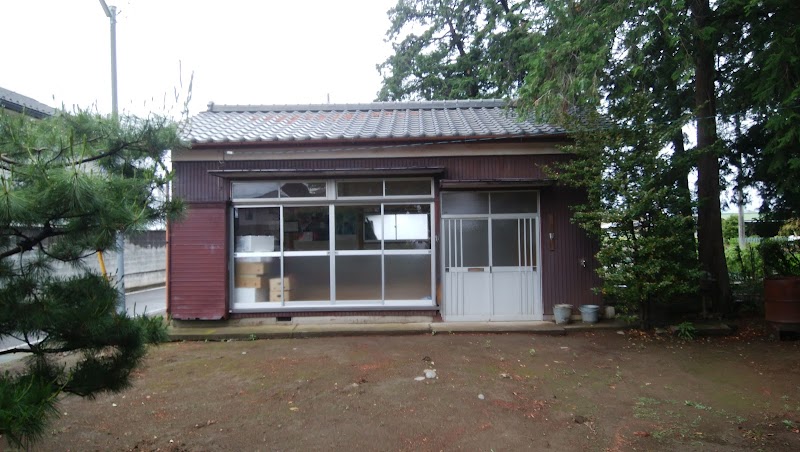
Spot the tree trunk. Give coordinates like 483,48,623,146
691,0,732,315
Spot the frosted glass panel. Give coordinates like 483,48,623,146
284,256,330,301
385,180,431,196
491,192,537,213
335,255,381,300
233,257,279,303
441,192,489,215
385,255,432,300
442,219,461,268
461,219,489,267
337,181,383,197
232,182,280,199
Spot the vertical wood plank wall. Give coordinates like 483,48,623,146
170,154,601,318
168,202,228,320
539,186,602,317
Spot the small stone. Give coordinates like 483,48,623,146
289,407,299,412
242,351,247,355
414,376,426,381
424,369,437,379
500,373,511,379
574,415,588,424
478,394,485,400
112,403,117,407
616,330,625,335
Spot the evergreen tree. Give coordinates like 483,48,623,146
378,0,800,317
377,0,535,100
0,110,182,448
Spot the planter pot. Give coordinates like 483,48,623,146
579,304,600,323
764,276,800,324
553,304,572,325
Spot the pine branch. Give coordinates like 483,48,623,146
0,224,66,259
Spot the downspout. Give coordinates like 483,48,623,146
165,219,171,317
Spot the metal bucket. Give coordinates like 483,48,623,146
553,304,572,325
579,304,600,323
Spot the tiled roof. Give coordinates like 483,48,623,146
0,87,55,119
184,99,564,145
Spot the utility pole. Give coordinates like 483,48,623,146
99,0,125,312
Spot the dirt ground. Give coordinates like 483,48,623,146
3,322,800,452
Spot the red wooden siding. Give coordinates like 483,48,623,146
168,203,228,320
539,186,602,315
173,155,571,202
170,153,601,318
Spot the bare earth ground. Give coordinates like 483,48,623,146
3,322,800,451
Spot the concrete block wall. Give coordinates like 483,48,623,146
43,230,167,291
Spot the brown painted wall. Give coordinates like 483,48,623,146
170,153,601,319
173,155,570,202
168,203,228,320
539,186,602,314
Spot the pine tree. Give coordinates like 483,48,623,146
0,110,182,448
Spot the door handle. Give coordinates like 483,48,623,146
467,267,485,272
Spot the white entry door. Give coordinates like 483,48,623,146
442,215,539,321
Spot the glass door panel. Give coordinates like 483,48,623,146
461,219,489,268
491,218,534,267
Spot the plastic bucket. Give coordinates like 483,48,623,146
553,304,573,325
579,305,600,323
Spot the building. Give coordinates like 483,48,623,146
0,86,55,119
169,100,600,322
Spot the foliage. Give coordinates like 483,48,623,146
759,238,800,277
676,321,697,340
377,0,535,100
726,244,764,310
379,1,800,319
0,110,182,448
778,219,800,237
557,107,702,328
718,0,800,219
522,0,734,314
722,216,741,245
134,315,170,345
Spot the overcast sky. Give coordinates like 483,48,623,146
2,0,397,118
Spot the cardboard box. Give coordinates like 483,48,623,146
235,261,268,275
269,289,292,302
235,275,266,289
269,276,292,291
233,287,269,303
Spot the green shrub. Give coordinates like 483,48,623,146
759,238,800,277
133,315,169,344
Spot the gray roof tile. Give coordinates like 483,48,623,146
0,87,56,118
184,99,564,145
